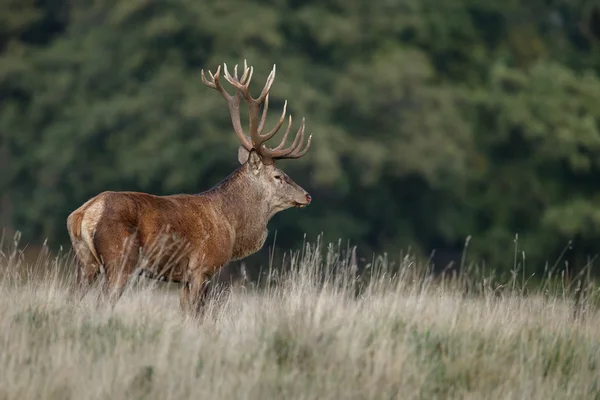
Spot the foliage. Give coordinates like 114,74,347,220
2,0,600,273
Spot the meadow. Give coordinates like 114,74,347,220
0,232,599,400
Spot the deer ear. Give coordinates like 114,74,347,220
247,149,263,174
238,146,250,164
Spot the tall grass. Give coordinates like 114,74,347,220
0,232,599,399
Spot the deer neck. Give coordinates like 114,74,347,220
208,165,274,258
223,169,271,226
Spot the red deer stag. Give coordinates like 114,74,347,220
66,60,312,314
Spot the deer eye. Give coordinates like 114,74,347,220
274,175,282,181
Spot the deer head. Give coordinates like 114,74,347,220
201,60,312,212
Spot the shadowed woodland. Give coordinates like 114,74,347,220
2,0,600,278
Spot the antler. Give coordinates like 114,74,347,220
201,60,312,164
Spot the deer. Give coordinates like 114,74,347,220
66,60,313,315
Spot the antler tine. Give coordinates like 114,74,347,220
283,118,306,155
273,115,293,151
240,60,250,84
201,64,252,151
285,134,312,159
258,94,269,134
201,66,229,98
256,65,276,102
265,117,310,159
259,100,287,142
243,66,254,91
224,63,254,92
223,62,273,151
205,60,313,163
275,129,312,160
200,70,214,88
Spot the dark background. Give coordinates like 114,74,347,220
2,0,600,277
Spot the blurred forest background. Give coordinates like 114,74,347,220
2,0,600,276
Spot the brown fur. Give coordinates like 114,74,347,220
68,211,83,240
67,150,311,315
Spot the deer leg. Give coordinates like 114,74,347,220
180,272,212,317
179,281,191,312
69,240,102,300
100,269,133,305
73,260,101,300
96,228,141,305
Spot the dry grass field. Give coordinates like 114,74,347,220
1,232,599,399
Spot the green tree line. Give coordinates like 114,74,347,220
2,0,600,274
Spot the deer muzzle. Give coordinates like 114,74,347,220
294,193,312,208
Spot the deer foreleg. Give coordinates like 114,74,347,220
180,272,212,317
